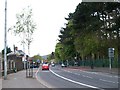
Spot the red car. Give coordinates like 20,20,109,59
42,62,49,70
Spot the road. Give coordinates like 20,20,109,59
35,65,119,89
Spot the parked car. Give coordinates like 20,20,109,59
30,62,39,68
51,63,55,67
61,63,67,67
42,62,49,70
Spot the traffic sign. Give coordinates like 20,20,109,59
108,48,114,57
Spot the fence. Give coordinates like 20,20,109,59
66,58,118,68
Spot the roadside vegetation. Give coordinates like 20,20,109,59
55,2,120,68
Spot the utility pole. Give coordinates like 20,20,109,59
4,0,7,80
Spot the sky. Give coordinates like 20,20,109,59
0,0,81,56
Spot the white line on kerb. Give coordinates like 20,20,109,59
50,69,104,90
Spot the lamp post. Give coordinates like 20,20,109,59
4,0,7,80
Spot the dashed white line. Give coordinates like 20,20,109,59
82,75,93,79
66,70,72,73
50,69,104,90
74,73,81,75
62,68,119,84
79,70,119,78
99,79,119,84
63,69,93,79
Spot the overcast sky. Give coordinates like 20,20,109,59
0,0,81,56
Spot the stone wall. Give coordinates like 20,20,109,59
7,54,24,72
1,54,24,75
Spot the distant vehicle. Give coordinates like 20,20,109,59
30,64,38,68
51,63,55,67
42,62,49,70
61,63,66,67
30,61,39,68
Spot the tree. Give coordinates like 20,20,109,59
9,6,36,55
2,47,12,57
33,54,42,61
56,2,120,67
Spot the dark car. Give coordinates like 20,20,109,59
61,63,67,67
30,64,39,68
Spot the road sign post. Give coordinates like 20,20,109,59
108,48,114,70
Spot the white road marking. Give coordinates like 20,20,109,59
74,73,81,75
64,70,71,73
42,71,49,72
14,78,17,80
50,69,104,90
99,79,119,84
35,67,53,88
62,68,118,84
79,70,119,78
63,69,93,79
82,75,93,79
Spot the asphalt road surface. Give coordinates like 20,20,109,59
35,65,119,90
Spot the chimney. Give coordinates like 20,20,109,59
15,47,18,51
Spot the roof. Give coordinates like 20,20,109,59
7,50,25,57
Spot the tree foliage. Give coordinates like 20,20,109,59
55,2,120,67
9,6,36,55
33,54,42,61
2,47,12,57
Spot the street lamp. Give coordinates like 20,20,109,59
4,0,7,80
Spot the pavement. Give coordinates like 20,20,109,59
1,68,46,89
